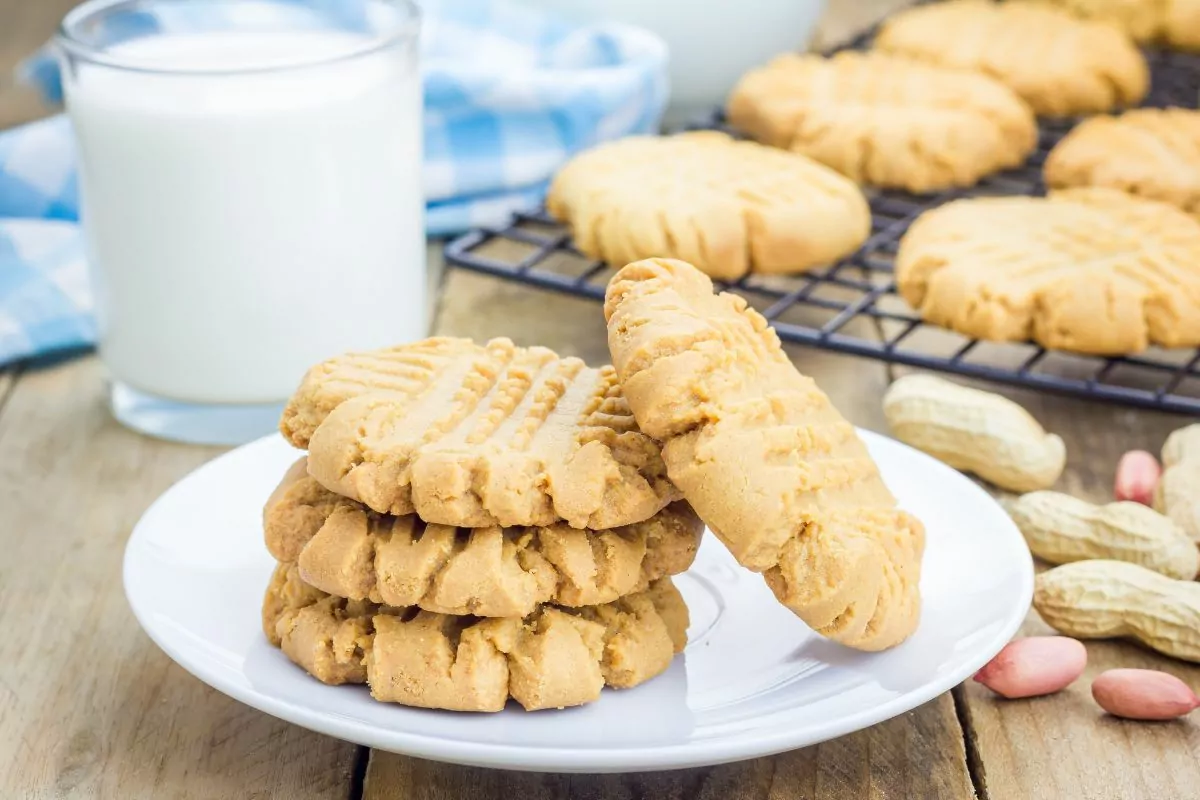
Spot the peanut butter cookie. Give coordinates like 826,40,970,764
727,51,1036,193
1030,0,1200,49
264,458,703,617
874,0,1148,116
262,563,689,711
896,188,1200,355
604,258,925,651
281,337,679,529
546,131,870,280
1045,108,1200,218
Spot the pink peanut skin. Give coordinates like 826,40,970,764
1092,669,1200,720
973,636,1088,699
1113,450,1162,506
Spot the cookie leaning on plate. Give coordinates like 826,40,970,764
1045,108,1200,218
280,337,679,529
604,258,925,651
874,0,1148,116
263,562,689,712
264,458,703,618
896,188,1200,355
546,131,870,281
727,51,1036,193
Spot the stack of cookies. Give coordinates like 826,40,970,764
262,261,928,711
260,337,703,711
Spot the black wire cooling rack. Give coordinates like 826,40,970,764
445,22,1200,416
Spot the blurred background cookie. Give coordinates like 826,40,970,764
726,51,1036,192
546,131,870,280
874,0,1148,115
1045,108,1200,218
1029,0,1200,50
896,188,1200,355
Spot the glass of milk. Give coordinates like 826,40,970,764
56,0,424,445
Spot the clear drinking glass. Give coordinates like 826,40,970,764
56,0,424,445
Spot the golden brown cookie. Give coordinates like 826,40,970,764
264,458,703,617
874,0,1148,116
1045,108,1200,218
1164,0,1200,48
603,258,925,651
280,337,679,529
545,131,870,281
1030,0,1200,49
262,562,689,711
726,51,1037,193
895,188,1200,355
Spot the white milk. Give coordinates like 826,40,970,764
65,30,424,404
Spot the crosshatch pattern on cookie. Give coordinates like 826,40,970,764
726,51,1037,192
605,258,925,652
896,188,1200,355
874,0,1149,116
546,131,871,281
262,562,689,712
264,460,703,618
281,337,680,529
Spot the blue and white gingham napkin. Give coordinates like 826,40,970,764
0,219,94,364
0,0,668,366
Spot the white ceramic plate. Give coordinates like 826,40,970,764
124,431,1033,773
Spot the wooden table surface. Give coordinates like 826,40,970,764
2,1,1198,798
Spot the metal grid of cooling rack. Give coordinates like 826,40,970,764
444,24,1200,415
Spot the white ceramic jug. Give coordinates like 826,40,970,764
529,0,828,126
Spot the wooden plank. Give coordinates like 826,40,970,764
0,359,361,798
364,267,975,799
944,382,1200,800
365,695,972,800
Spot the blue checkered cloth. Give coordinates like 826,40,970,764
0,219,94,364
0,0,668,366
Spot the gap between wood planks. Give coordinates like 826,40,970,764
349,746,371,800
0,367,21,422
953,685,988,800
